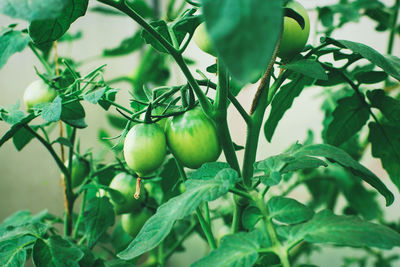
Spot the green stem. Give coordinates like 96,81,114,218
102,99,134,114
213,62,241,173
174,158,217,250
229,188,252,200
241,72,273,187
24,125,69,177
255,195,291,267
231,202,241,233
158,241,165,267
196,209,217,249
387,0,400,55
28,43,52,74
73,190,88,238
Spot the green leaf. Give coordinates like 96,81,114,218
13,126,35,151
0,113,36,147
192,230,265,267
84,87,107,104
268,197,314,224
354,71,387,84
41,97,62,122
294,144,394,206
325,94,370,146
281,59,328,80
118,166,239,260
32,236,84,267
368,122,400,192
0,235,36,267
103,31,144,57
0,30,30,69
0,0,67,21
264,75,313,142
278,210,400,249
83,197,115,248
367,89,400,123
242,206,262,230
334,39,400,80
157,158,181,202
61,100,85,120
202,0,283,83
29,0,89,44
0,102,25,124
254,145,327,187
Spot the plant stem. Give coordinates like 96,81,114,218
73,190,88,238
174,158,217,250
64,127,77,236
28,43,53,74
158,241,165,267
255,195,291,267
387,0,400,56
195,209,217,249
213,61,241,173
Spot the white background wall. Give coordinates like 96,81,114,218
0,1,399,266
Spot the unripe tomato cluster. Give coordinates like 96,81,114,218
123,107,221,175
119,107,221,236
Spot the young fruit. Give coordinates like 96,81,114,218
65,155,89,188
123,123,167,177
193,22,217,57
121,208,152,237
165,108,221,169
23,79,57,111
109,173,143,214
277,1,310,59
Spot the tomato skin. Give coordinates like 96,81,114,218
165,108,221,169
123,123,167,177
277,1,310,59
109,173,142,214
121,208,152,237
23,80,57,111
65,156,89,188
193,23,217,57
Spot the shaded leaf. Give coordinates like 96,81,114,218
325,94,370,146
32,236,84,267
278,210,400,249
281,59,328,80
0,0,67,21
368,122,400,192
202,0,282,83
264,75,313,142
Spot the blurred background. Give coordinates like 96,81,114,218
0,0,399,266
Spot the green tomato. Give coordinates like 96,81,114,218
23,79,57,111
121,208,152,237
65,155,89,188
109,173,143,214
193,23,217,57
123,123,167,177
165,108,221,169
277,1,310,59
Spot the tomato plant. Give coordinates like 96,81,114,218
165,108,221,169
1,0,400,266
